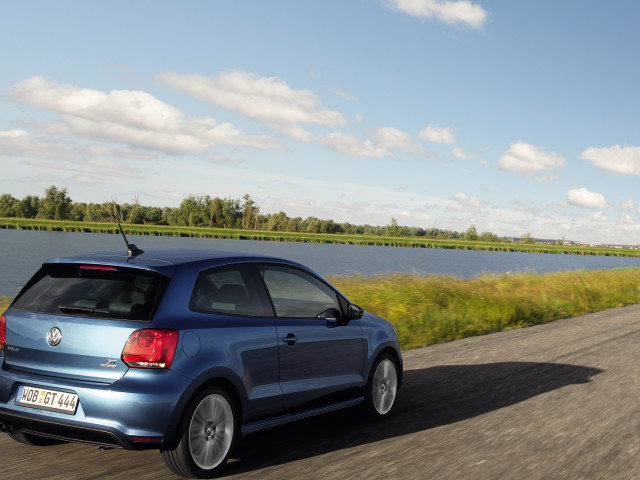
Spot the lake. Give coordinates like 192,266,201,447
1,229,640,298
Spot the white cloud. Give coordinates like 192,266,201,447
331,87,359,103
8,76,282,155
321,127,424,158
620,199,636,210
580,145,640,177
157,70,347,143
419,124,455,145
512,199,545,217
532,174,559,183
589,212,608,222
567,187,608,209
377,127,425,154
385,0,488,29
452,147,475,160
448,191,482,210
498,142,566,175
0,129,168,170
618,214,635,226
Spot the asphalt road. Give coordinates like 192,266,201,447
4,304,640,479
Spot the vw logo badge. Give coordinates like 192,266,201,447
47,327,62,347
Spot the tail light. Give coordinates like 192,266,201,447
0,314,6,351
121,329,178,369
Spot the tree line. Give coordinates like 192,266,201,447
0,185,524,242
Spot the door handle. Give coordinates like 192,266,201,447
282,333,297,346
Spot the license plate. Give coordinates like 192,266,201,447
15,385,79,415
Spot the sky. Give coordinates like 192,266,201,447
1,0,640,245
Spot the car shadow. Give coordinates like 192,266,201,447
222,362,602,476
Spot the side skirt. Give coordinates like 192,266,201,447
241,397,364,438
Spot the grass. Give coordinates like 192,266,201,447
2,217,640,257
329,268,640,349
0,297,10,314
2,268,640,351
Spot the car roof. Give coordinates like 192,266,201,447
43,248,305,275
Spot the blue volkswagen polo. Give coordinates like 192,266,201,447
0,248,402,478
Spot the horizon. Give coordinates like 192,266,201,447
2,185,633,246
2,1,640,245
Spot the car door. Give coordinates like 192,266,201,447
258,264,365,411
186,263,282,420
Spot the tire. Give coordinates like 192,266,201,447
7,431,66,446
364,353,399,418
161,386,238,479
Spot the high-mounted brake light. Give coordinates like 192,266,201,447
121,329,178,369
0,314,6,351
80,265,118,271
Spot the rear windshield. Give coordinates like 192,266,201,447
11,264,168,321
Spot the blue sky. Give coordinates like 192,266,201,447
2,0,640,244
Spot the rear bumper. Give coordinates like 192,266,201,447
0,410,154,449
0,364,195,450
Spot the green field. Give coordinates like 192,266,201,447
1,217,639,257
329,268,640,349
3,268,640,351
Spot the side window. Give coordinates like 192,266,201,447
190,265,272,317
259,265,341,318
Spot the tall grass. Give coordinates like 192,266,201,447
329,268,640,349
2,270,640,351
0,297,10,314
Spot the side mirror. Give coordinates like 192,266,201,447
349,304,364,320
317,307,344,328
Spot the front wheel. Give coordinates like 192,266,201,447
162,386,238,479
364,353,399,417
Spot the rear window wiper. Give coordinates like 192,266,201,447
58,305,96,314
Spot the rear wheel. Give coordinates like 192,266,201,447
7,431,66,446
162,386,238,479
364,353,399,417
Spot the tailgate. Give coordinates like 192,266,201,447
2,262,169,383
3,309,143,383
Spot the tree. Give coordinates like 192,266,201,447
464,224,478,241
38,186,72,220
520,232,536,244
0,194,16,217
221,197,241,228
242,194,260,230
177,196,207,227
386,218,400,237
69,203,86,221
479,231,500,242
145,207,163,225
306,218,321,234
320,219,338,234
85,203,111,222
266,212,288,231
14,195,40,218
127,199,144,224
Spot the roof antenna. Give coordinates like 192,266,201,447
112,201,144,257
118,222,144,257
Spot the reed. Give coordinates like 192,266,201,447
329,268,640,349
1,218,639,258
